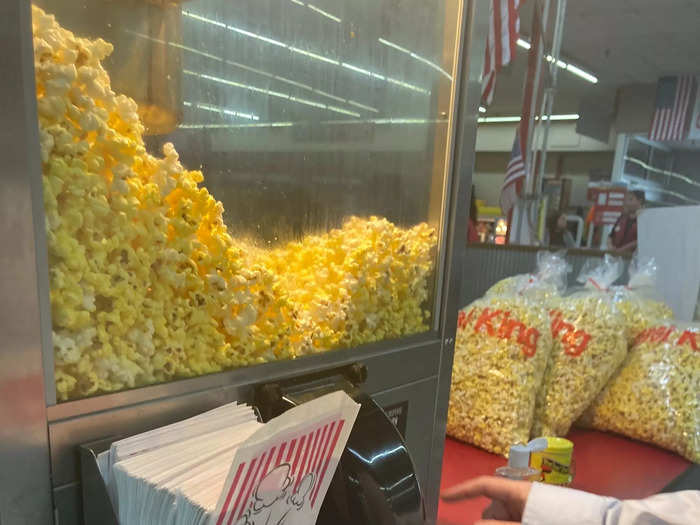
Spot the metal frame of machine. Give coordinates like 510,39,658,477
0,1,487,523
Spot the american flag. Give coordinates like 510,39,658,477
500,132,527,215
649,76,697,141
499,2,543,216
482,0,524,105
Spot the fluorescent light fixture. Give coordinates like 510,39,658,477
478,116,521,123
378,37,410,54
545,113,580,121
289,47,340,65
180,122,295,129
183,11,288,48
566,63,598,84
127,30,378,114
184,70,362,118
517,36,598,84
183,10,430,95
341,62,372,77
477,114,579,123
378,37,452,80
516,38,531,50
183,100,259,121
307,4,341,23
290,0,305,5
479,106,486,113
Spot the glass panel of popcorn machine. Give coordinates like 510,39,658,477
32,0,462,401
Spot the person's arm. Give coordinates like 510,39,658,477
524,483,700,525
441,476,700,525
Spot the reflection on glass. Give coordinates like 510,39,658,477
32,0,461,401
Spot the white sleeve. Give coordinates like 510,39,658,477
522,482,700,525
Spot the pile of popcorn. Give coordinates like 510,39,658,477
33,6,436,400
583,323,699,462
447,297,552,456
262,217,437,354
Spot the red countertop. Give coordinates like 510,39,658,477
438,430,691,525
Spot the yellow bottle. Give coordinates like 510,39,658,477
529,437,575,486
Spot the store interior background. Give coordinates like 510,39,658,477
470,0,700,251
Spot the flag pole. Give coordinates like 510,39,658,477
524,0,550,193
515,0,549,244
535,0,568,197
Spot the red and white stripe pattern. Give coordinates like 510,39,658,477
649,76,697,142
482,0,524,105
499,1,542,217
500,132,526,215
214,418,345,525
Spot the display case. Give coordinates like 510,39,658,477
0,0,487,522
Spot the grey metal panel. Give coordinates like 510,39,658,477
373,376,439,494
460,245,630,306
47,334,440,422
48,338,441,488
425,1,489,522
49,384,248,487
0,0,54,523
54,483,82,525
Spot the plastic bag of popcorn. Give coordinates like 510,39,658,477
583,322,699,462
486,251,570,304
532,255,628,437
448,295,552,456
611,256,674,343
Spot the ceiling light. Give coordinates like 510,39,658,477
184,70,361,117
378,37,452,80
183,10,430,95
307,4,341,23
517,36,597,84
545,113,580,121
566,63,598,84
183,100,259,121
478,114,579,123
126,30,379,114
478,116,521,123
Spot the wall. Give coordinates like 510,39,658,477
614,83,656,134
472,150,615,208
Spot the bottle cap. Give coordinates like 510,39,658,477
508,444,531,469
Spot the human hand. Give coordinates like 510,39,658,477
441,476,532,525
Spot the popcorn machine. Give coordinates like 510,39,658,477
0,0,487,523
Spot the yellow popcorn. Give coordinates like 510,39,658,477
33,6,437,401
614,294,674,343
447,296,552,456
532,294,628,438
612,256,674,343
583,323,699,462
261,217,437,354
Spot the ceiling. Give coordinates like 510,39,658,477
486,0,700,116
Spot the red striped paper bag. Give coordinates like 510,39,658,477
210,391,360,525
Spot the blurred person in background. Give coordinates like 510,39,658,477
547,212,575,248
468,187,480,243
442,476,700,525
607,190,645,253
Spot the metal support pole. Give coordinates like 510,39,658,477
535,0,568,196
524,0,551,194
514,0,550,245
